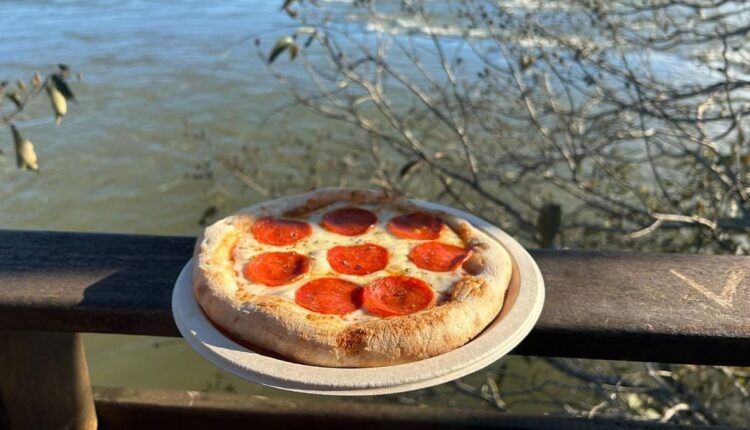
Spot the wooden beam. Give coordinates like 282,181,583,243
92,386,745,430
0,230,748,365
513,250,750,364
0,331,97,430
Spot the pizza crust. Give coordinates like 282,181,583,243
193,188,513,367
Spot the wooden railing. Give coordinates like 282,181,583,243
0,229,748,429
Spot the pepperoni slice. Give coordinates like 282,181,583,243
409,242,470,272
321,207,378,236
251,217,312,246
327,244,388,276
243,252,310,286
295,278,362,315
363,276,434,317
387,212,444,240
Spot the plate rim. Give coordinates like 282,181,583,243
172,202,545,395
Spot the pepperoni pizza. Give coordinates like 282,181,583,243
193,188,512,367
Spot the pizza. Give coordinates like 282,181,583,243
192,188,512,367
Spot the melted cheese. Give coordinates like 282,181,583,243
233,203,466,323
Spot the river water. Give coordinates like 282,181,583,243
0,0,730,413
1,0,307,234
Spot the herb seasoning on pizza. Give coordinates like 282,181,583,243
193,188,512,367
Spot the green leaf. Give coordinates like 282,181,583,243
31,73,42,90
268,36,294,64
519,54,533,71
288,43,300,60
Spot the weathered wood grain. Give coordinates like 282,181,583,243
514,250,750,364
0,230,748,365
92,386,747,430
0,331,97,430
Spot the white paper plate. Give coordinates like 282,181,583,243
172,202,544,396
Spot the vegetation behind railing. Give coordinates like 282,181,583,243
1,64,77,172
207,0,750,255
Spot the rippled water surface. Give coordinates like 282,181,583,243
1,0,305,234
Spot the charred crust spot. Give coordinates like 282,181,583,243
351,190,368,202
282,189,390,217
284,206,312,217
284,195,332,217
443,219,475,242
450,277,484,301
235,290,252,301
462,254,485,275
337,328,368,353
438,291,452,304
234,217,255,234
419,311,445,327
352,189,386,204
305,313,333,322
467,280,487,298
456,222,473,237
255,301,279,310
